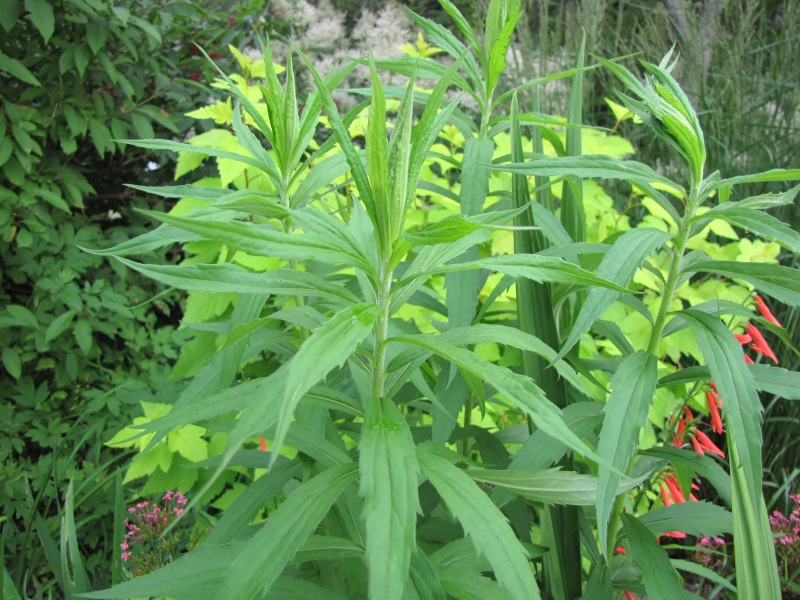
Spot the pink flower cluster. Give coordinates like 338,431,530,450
121,491,188,562
770,495,800,553
694,535,726,571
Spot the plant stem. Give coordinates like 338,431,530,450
371,264,392,399
462,393,473,456
646,183,701,355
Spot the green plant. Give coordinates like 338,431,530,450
83,5,800,600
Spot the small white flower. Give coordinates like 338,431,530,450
107,210,122,220
145,161,160,171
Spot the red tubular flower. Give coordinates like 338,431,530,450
690,493,699,502
673,418,686,447
734,333,753,345
684,406,695,421
691,435,705,456
706,390,724,434
754,295,782,327
744,354,755,364
259,437,267,452
660,483,673,506
695,430,726,458
624,592,636,600
747,323,779,364
663,531,687,539
615,546,626,555
691,482,700,491
665,475,686,503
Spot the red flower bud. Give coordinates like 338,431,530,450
691,435,705,456
706,390,724,434
754,295,782,328
746,323,779,364
695,429,726,458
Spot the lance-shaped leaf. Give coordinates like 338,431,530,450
389,334,613,469
434,566,513,600
627,502,733,538
729,440,782,599
467,468,641,506
359,396,420,600
271,303,379,467
556,228,673,360
677,309,763,499
416,448,541,600
141,210,377,276
108,259,360,304
218,463,359,599
621,513,684,600
747,364,800,400
596,350,657,555
403,254,633,292
694,204,800,253
682,260,800,306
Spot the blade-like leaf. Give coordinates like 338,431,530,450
218,464,358,598
467,468,641,506
434,566,513,600
696,205,800,253
108,259,360,305
682,260,800,306
630,501,732,538
678,310,762,498
417,448,541,600
556,228,673,359
272,304,379,467
596,351,658,555
359,396,420,600
621,513,684,600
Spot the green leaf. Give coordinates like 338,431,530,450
2,346,21,378
218,464,358,598
409,549,447,600
596,351,658,555
271,304,379,467
24,0,54,43
417,448,541,600
718,168,800,188
486,11,521,95
390,334,608,469
86,19,108,54
435,566,513,600
141,210,376,276
359,396,420,600
683,260,800,306
697,204,800,253
466,468,641,506
105,258,360,305
0,52,41,86
556,228,673,359
408,254,634,293
621,513,683,600
0,0,22,33
292,535,365,563
671,559,736,593
632,501,733,538
729,440,782,599
583,563,613,600
748,364,800,399
640,447,731,507
678,310,763,498
402,216,483,246
45,310,76,343
74,319,92,354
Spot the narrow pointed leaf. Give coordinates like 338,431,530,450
631,502,733,538
596,351,658,555
682,260,800,306
416,448,541,600
621,513,683,600
640,447,731,507
359,396,420,600
696,205,800,253
556,228,673,360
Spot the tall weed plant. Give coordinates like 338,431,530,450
81,1,800,598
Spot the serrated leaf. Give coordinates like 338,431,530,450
683,260,800,306
105,259,360,305
556,228,673,359
417,448,541,600
677,309,762,498
467,468,640,506
630,502,732,538
218,464,358,598
272,304,379,467
359,396,420,600
596,351,657,555
621,513,683,600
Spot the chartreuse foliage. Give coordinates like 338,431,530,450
85,7,800,600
